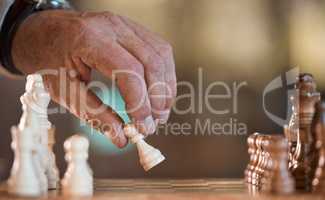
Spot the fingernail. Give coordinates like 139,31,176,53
143,115,156,135
105,130,116,140
157,110,170,124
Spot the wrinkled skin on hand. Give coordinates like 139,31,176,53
12,10,177,148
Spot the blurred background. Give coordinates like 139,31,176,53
1,0,325,180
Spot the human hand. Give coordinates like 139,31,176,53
12,10,177,148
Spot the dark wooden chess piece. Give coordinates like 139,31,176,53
285,94,299,170
245,133,259,184
312,102,325,193
250,134,264,187
314,149,325,194
263,136,295,195
245,134,260,196
245,133,272,195
260,135,274,192
291,73,320,192
251,135,271,187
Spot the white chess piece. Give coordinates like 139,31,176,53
124,124,165,171
7,126,41,197
61,135,93,197
8,74,56,196
19,74,51,193
29,75,59,190
46,126,59,189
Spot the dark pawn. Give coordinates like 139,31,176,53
251,135,271,188
245,133,259,184
262,136,295,195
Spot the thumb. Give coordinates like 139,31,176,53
42,72,128,148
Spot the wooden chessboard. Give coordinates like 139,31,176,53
0,179,322,200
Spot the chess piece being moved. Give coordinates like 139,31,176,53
61,135,93,197
262,136,295,195
291,73,320,191
46,126,59,189
124,124,165,171
7,126,41,197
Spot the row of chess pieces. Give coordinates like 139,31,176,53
245,73,325,195
6,74,165,197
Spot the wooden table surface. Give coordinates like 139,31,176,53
0,179,323,200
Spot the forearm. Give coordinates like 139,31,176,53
0,0,71,78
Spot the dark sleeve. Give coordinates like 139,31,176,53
0,0,71,78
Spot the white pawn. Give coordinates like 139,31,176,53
46,126,59,189
7,126,41,197
61,135,93,197
124,124,165,171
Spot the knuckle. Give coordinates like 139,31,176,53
101,11,114,17
125,61,145,76
132,62,145,74
151,99,166,113
148,86,167,113
116,62,145,81
128,104,152,121
158,43,173,59
165,83,177,108
69,18,92,43
147,54,165,75
71,18,88,32
165,96,174,108
164,80,176,97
